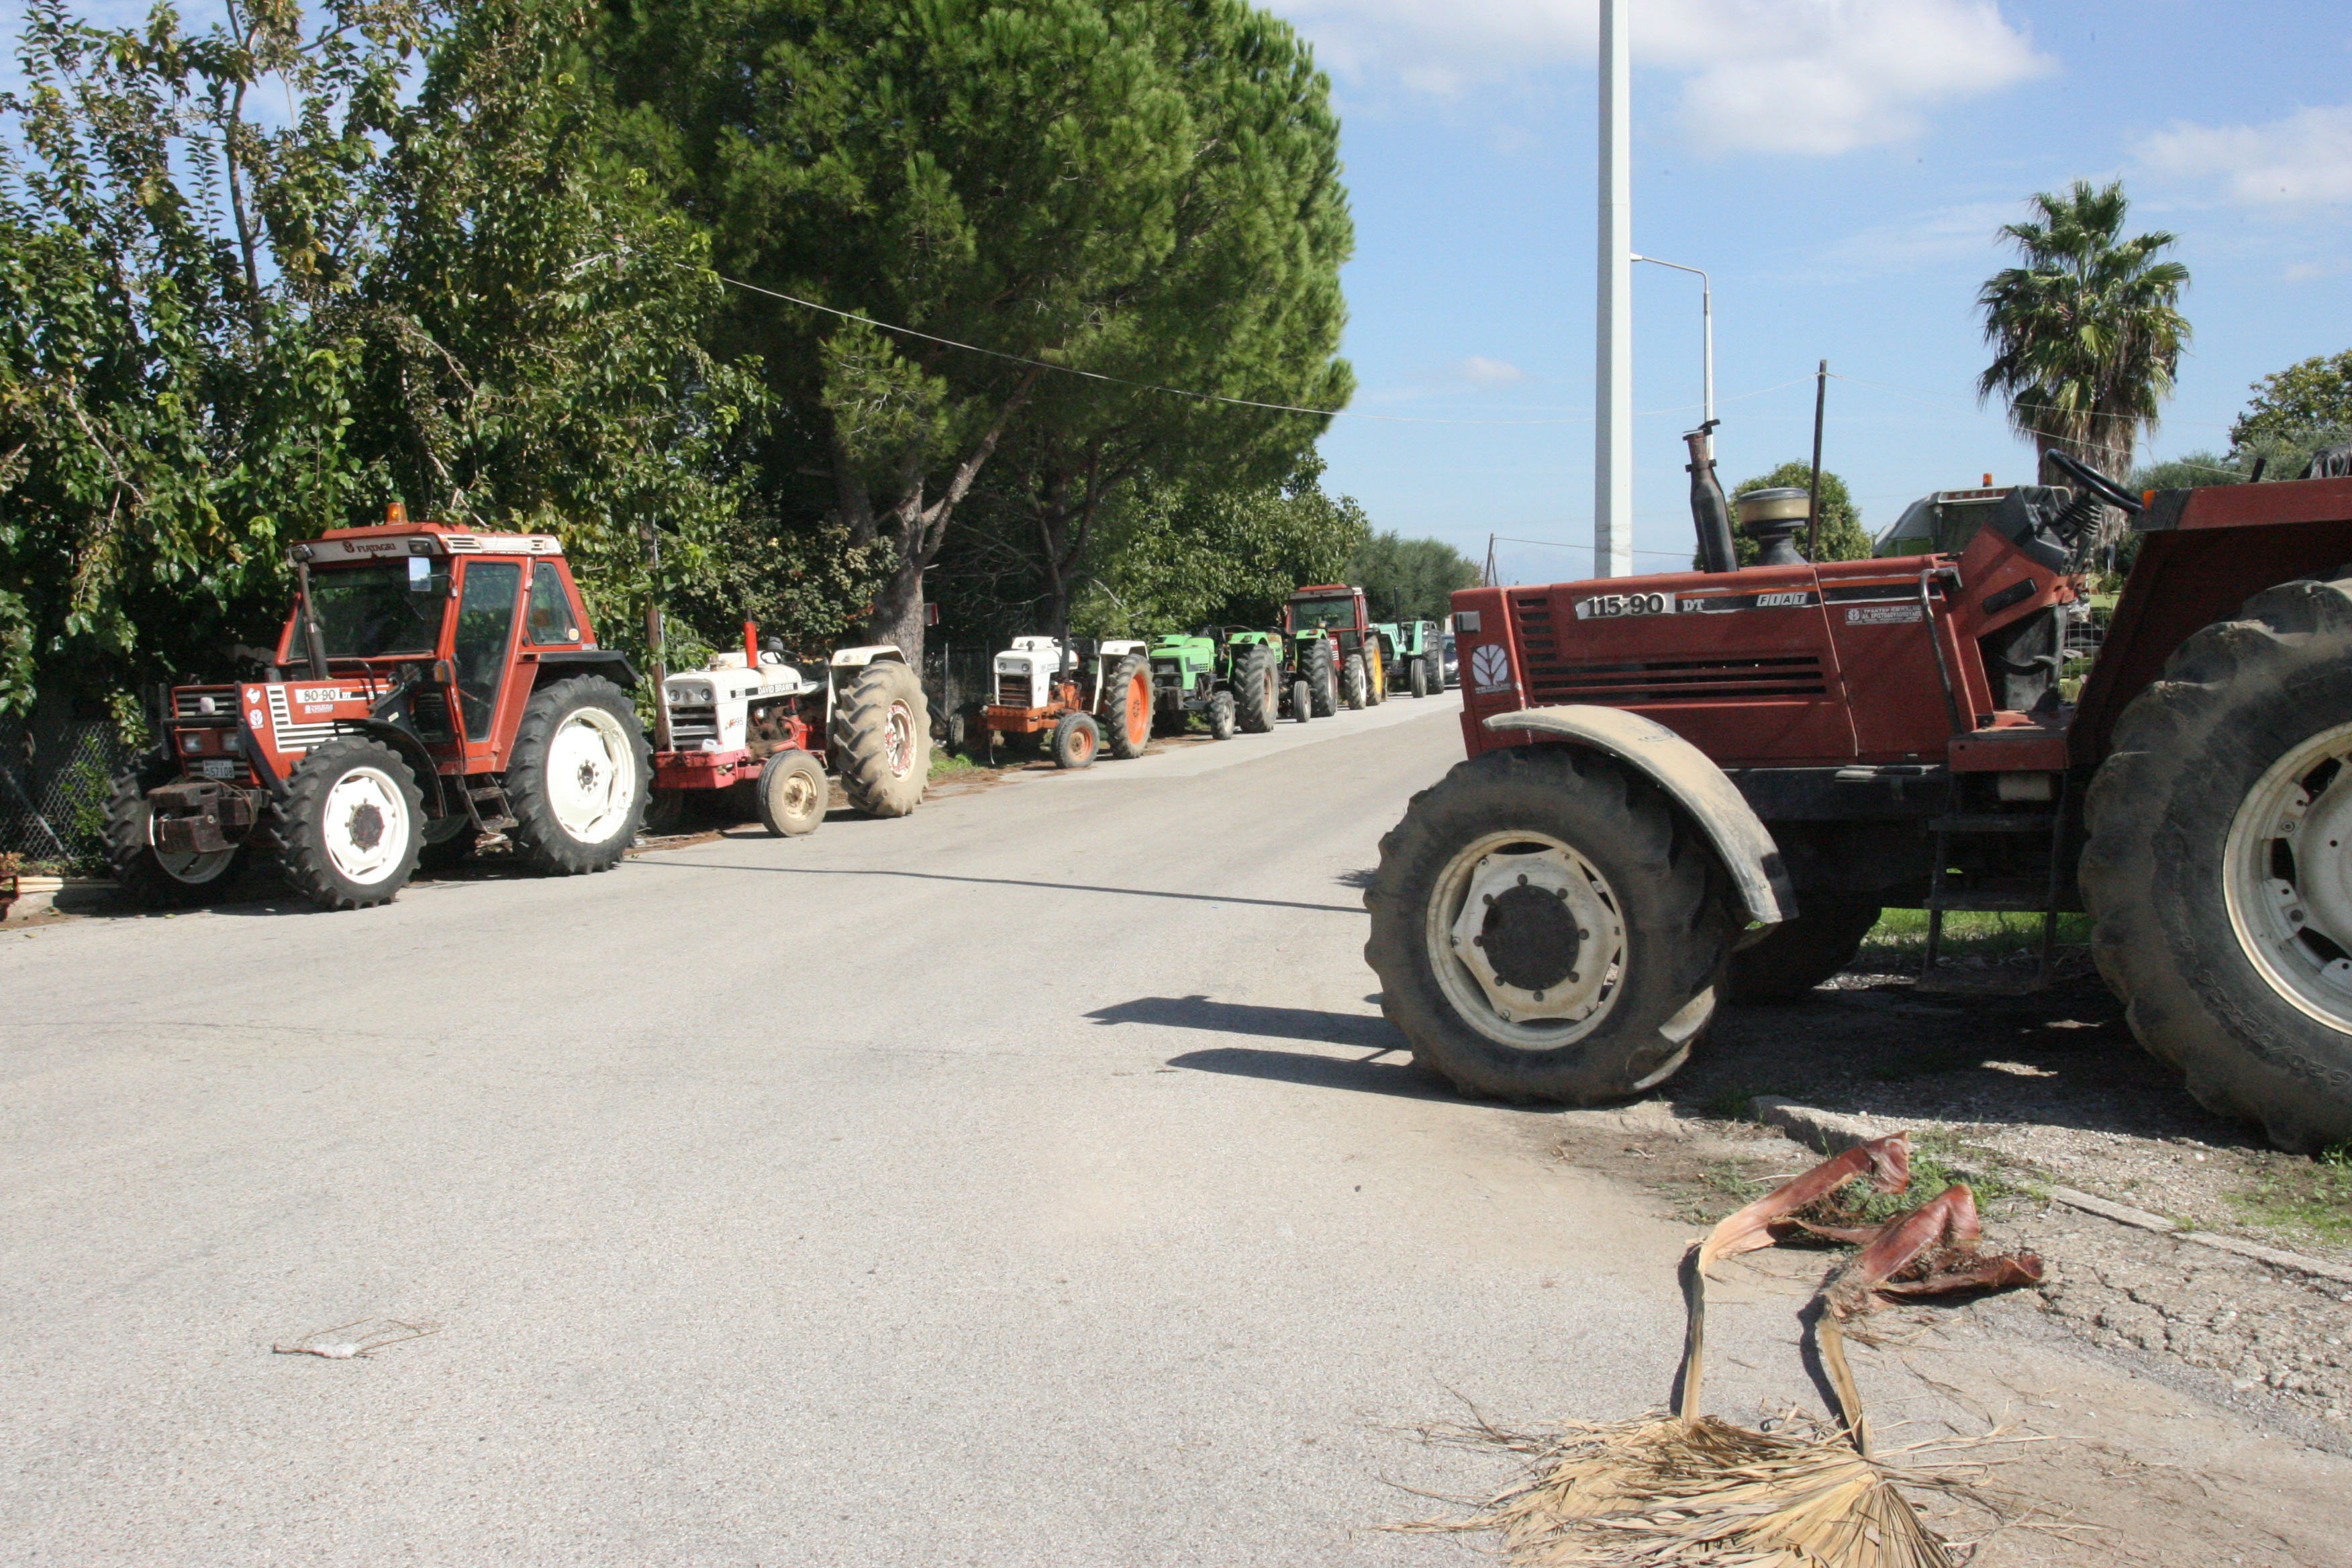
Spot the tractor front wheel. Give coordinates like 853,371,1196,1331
832,658,929,816
1365,745,1733,1103
756,749,829,837
1102,654,1153,760
1309,643,1337,718
277,737,424,910
505,676,650,873
1410,658,1430,699
105,766,240,908
1208,691,1237,740
2084,577,2352,1150
1052,711,1099,769
1342,653,1368,711
1234,645,1277,734
1291,677,1313,724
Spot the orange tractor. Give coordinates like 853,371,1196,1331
1369,443,2352,1151
109,513,650,910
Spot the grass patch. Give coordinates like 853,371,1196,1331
2233,1144,2352,1245
1701,1086,1761,1122
1861,908,2090,959
1675,1134,2032,1232
928,748,988,779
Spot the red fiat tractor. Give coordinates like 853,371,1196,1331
1286,584,1389,711
108,513,650,911
1367,434,2352,1152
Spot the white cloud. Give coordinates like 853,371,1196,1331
1808,199,2014,278
2137,105,2352,207
1273,0,2052,155
1454,355,1528,383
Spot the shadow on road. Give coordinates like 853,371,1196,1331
1087,994,1447,1100
641,861,1362,914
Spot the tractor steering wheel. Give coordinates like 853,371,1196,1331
2048,450,2143,515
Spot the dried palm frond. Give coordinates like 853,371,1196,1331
1402,1134,2041,1567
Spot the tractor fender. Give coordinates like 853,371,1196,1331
1482,705,1792,926
829,644,905,669
532,648,639,690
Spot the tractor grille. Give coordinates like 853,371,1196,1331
1510,595,1557,659
1150,658,1183,694
996,671,1032,707
667,704,720,748
173,686,239,720
1524,653,1830,706
264,685,339,752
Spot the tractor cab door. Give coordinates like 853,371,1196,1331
448,558,524,767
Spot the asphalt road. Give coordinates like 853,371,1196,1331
0,698,2014,1563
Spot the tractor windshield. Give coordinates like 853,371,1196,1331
309,561,450,658
1288,596,1355,632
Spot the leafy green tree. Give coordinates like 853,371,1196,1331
1709,464,1868,566
1062,457,1367,638
2233,350,2352,449
1344,531,1479,622
1977,179,2190,513
0,0,424,730
599,0,1355,662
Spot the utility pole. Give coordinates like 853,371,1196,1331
1593,0,1633,578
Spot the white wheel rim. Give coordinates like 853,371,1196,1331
885,700,915,777
320,765,411,885
1424,830,1628,1049
774,765,820,822
545,706,636,843
2226,720,2352,1032
149,818,234,885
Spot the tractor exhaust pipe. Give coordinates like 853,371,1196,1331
1684,422,1738,574
291,548,332,680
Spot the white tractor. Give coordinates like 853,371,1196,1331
650,640,929,834
980,636,1153,768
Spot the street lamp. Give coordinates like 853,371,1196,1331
1630,254,1712,448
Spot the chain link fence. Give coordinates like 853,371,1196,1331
923,642,995,755
1,720,135,871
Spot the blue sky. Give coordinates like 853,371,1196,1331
1265,0,2352,585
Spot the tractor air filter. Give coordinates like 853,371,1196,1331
1734,487,1810,567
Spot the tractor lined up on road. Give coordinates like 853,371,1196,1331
110,516,650,911
979,636,1152,768
1286,584,1389,712
1368,440,2352,1152
648,634,929,837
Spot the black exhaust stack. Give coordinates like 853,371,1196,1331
1684,422,1738,574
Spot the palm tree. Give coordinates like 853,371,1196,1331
1977,180,2190,554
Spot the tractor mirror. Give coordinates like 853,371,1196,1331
407,556,431,591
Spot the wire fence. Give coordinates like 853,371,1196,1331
1,720,135,871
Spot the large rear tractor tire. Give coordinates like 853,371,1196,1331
832,658,929,817
1308,642,1337,718
2083,577,2352,1150
1343,653,1369,712
1052,710,1099,769
277,737,424,910
1365,745,1734,1103
756,749,828,837
1728,893,1881,1003
1102,654,1153,760
1234,644,1278,734
505,676,650,875
105,765,240,908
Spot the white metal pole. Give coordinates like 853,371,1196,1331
1594,0,1632,579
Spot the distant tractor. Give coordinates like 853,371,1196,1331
648,632,930,836
1287,584,1387,710
1144,632,1241,740
1377,618,1448,698
109,513,649,912
1367,442,2352,1154
981,636,1150,768
1224,628,1312,727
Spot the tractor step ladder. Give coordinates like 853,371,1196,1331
467,783,517,834
1915,780,2070,996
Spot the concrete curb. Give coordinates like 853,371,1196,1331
1748,1095,2352,1292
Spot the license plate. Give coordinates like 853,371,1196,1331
195,759,237,780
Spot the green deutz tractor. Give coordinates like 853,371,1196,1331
1374,618,1447,698
1224,628,1315,726
1145,632,1241,740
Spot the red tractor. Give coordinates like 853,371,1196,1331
1367,438,2352,1152
109,513,650,910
